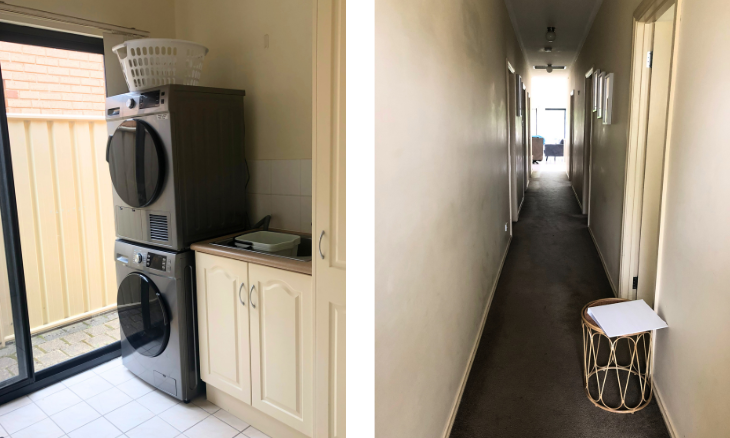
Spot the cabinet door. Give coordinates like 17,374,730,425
313,0,346,436
249,264,313,436
195,252,251,404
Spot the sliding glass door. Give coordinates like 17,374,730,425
0,22,120,402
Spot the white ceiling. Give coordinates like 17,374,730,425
504,0,604,77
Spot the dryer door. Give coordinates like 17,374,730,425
107,119,165,208
117,272,170,357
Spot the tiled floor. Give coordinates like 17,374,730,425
0,311,120,380
0,356,272,438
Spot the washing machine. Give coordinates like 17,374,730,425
106,85,248,252
115,239,202,402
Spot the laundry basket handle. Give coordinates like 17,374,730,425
112,43,128,60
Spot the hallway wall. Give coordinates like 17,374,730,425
374,0,528,437
653,0,730,435
568,0,642,291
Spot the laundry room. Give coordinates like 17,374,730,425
0,1,344,438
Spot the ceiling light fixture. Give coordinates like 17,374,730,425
546,27,556,42
533,64,566,74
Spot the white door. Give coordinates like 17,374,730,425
313,0,346,436
195,252,251,404
249,263,313,436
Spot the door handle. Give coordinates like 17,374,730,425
238,282,246,306
250,284,257,309
318,230,325,259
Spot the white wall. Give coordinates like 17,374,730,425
569,0,642,290
374,0,528,436
653,0,730,436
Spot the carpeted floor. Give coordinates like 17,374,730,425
449,164,670,438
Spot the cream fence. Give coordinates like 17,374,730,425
0,114,117,344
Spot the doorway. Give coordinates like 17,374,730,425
619,2,678,304
0,22,119,403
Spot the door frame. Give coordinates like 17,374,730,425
583,68,595,219
505,60,516,231
0,22,121,405
617,0,680,300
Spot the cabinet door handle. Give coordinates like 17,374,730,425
238,282,246,306
318,230,325,259
250,284,257,309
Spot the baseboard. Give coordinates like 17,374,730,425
441,236,512,438
654,383,679,438
587,227,618,297
571,185,583,210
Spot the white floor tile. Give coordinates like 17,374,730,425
0,423,7,438
34,388,83,416
62,369,97,388
0,402,47,434
158,403,208,432
67,417,122,438
190,396,219,414
0,396,31,417
10,417,64,438
239,427,271,438
183,415,238,438
104,401,154,433
51,401,101,434
87,387,133,416
213,409,250,432
99,366,136,386
28,382,67,402
116,378,155,399
136,390,179,415
68,375,114,400
125,416,179,438
92,358,123,375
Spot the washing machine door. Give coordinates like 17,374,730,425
117,272,170,357
107,119,165,208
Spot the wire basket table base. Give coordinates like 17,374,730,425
581,298,654,413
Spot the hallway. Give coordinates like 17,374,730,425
449,166,670,437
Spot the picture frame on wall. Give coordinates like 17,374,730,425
597,71,604,119
592,69,600,112
603,73,614,124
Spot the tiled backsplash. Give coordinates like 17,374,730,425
247,159,312,233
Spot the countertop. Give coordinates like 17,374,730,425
191,229,312,276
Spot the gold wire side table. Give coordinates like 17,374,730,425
581,298,654,413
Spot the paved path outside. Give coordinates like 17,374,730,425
0,310,119,381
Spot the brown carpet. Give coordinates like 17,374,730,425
449,167,670,438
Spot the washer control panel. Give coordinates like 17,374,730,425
146,252,168,272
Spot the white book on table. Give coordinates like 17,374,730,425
587,299,668,338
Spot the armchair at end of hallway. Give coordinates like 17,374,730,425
532,136,544,163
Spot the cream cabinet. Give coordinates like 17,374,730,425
195,253,252,404
249,264,314,436
313,0,346,436
195,251,313,437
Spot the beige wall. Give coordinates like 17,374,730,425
653,0,730,436
375,0,528,436
569,0,642,290
174,0,312,161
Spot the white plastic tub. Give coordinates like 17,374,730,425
235,231,301,257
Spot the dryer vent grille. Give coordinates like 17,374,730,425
149,214,169,242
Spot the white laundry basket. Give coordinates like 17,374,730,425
112,39,209,92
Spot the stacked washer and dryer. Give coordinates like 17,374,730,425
106,85,247,402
